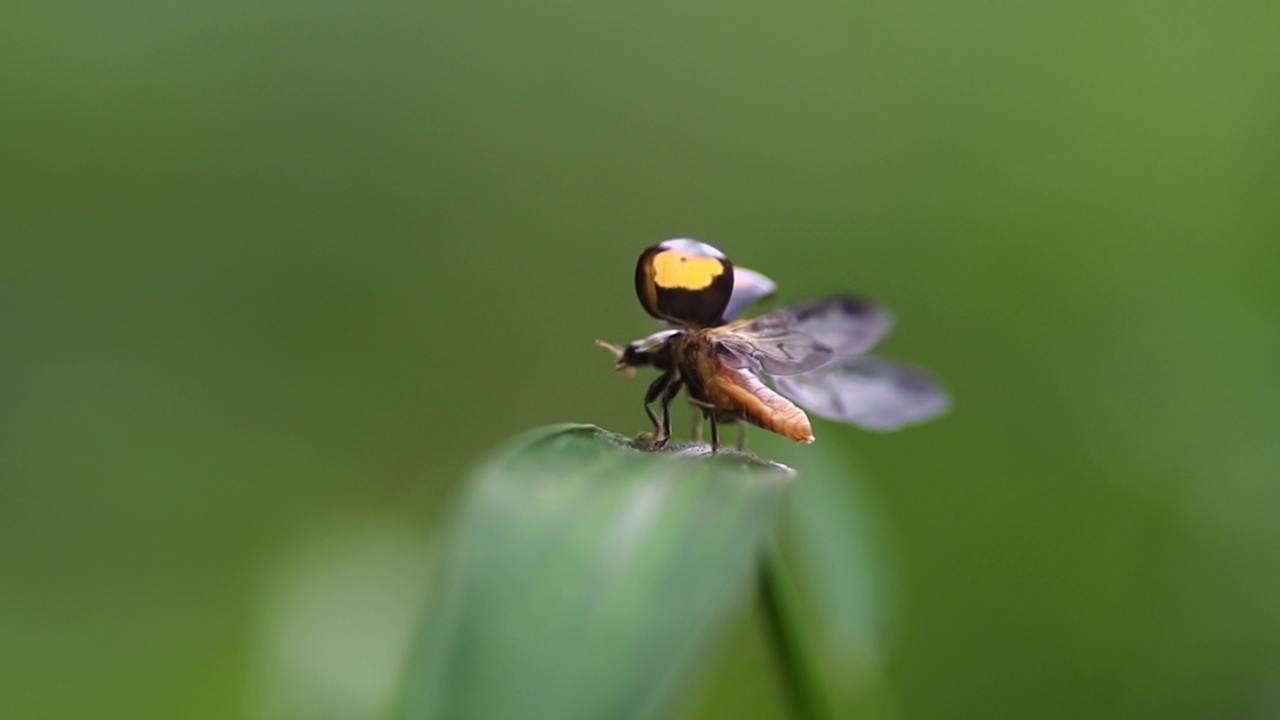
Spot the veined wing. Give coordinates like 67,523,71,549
746,296,893,356
711,295,892,376
773,356,948,430
712,321,834,376
720,267,777,322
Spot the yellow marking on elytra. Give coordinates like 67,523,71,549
650,250,725,290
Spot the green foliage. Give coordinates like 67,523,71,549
5,1,1280,717
396,425,798,720
765,438,903,720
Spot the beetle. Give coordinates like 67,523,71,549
597,238,948,451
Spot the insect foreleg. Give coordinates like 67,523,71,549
643,372,684,450
643,372,671,437
657,378,684,446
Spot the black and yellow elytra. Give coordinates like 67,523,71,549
634,238,735,328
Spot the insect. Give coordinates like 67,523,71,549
596,238,948,451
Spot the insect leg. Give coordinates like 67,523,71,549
736,420,749,452
708,416,720,453
643,372,672,442
685,396,716,450
690,409,703,442
657,378,684,446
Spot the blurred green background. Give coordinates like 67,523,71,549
3,1,1279,718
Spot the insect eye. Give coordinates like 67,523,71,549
634,238,735,327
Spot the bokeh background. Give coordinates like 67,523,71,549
3,2,1279,718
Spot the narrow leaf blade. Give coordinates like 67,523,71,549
756,434,903,719
396,424,796,720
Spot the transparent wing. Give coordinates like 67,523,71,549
746,296,893,356
712,320,834,376
720,267,778,322
773,356,949,430
710,295,893,376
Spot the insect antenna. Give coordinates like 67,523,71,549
594,339,637,379
594,339,625,358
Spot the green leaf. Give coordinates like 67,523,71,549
757,435,902,719
395,424,797,720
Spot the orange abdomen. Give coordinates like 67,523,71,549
712,362,815,443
